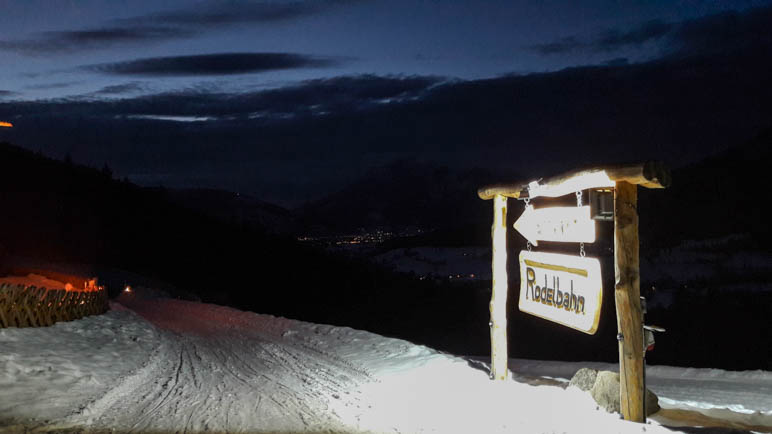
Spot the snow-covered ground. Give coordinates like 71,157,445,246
1,289,770,433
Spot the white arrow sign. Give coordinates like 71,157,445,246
514,205,595,246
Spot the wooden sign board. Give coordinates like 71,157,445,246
518,250,602,334
513,205,595,246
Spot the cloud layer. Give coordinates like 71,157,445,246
3,42,772,204
86,53,338,76
530,5,772,57
0,0,358,54
92,82,146,96
2,5,771,205
122,0,357,27
0,26,193,54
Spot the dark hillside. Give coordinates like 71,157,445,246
0,141,272,303
0,142,491,355
640,126,772,249
168,188,295,234
296,161,505,247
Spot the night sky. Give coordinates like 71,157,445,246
2,0,772,206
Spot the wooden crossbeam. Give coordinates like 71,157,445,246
477,161,670,200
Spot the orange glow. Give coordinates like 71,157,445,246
0,273,101,292
0,121,12,128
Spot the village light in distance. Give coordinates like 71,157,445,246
0,121,13,128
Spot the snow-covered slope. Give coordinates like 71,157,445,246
1,290,769,433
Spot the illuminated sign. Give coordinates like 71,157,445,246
513,205,595,246
518,250,602,334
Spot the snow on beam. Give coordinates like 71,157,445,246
477,161,671,200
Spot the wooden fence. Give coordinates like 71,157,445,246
0,284,107,328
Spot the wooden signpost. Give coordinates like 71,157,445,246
478,161,670,423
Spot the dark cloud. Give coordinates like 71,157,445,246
529,36,585,55
603,57,629,66
24,81,79,90
0,90,17,99
0,75,441,126
92,82,146,96
530,6,772,56
86,53,339,76
530,19,673,55
227,74,441,114
0,0,359,54
594,20,673,51
0,26,194,54
0,74,443,203
666,5,772,58
123,0,359,27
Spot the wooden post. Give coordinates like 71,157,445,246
614,181,645,422
490,194,509,380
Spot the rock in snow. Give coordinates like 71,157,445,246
569,367,599,392
569,369,660,417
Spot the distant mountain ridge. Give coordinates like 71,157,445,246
640,125,772,248
295,125,772,249
295,160,507,239
168,188,294,234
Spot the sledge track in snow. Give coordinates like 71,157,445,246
62,323,166,428
3,294,771,434
75,298,375,433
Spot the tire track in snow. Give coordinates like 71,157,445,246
61,315,167,428
80,299,374,433
132,336,186,430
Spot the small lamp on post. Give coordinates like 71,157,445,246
590,188,614,221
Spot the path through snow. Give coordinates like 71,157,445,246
68,296,380,433
1,290,770,433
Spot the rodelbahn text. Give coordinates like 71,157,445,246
518,250,602,334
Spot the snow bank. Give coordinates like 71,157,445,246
0,274,69,290
0,303,158,425
509,358,772,422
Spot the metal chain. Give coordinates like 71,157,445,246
524,196,532,251
577,190,585,257
524,181,533,207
